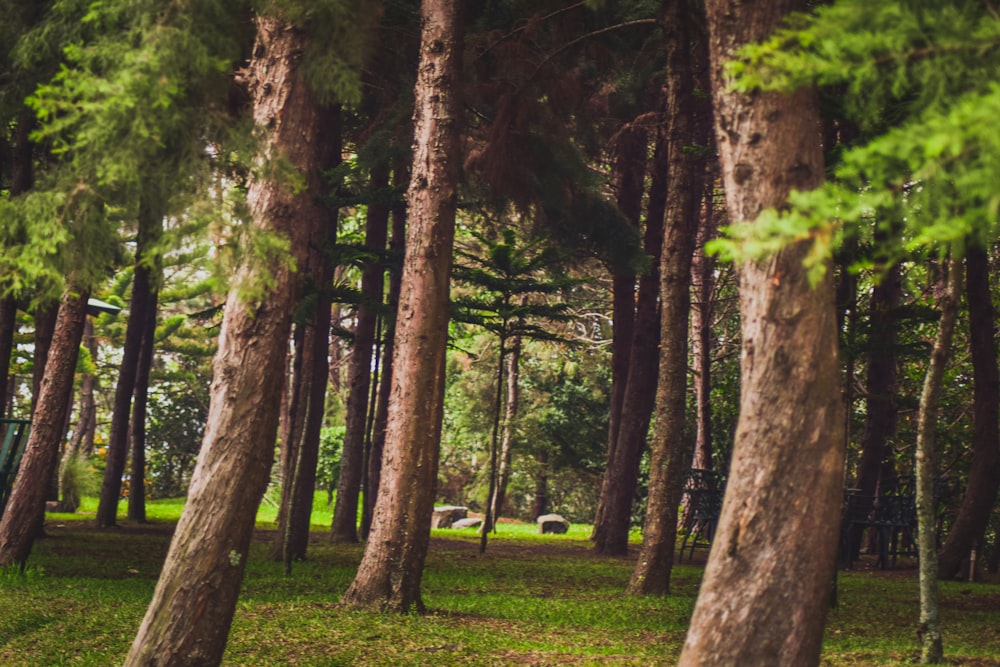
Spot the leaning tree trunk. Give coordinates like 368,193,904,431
124,17,329,667
339,0,463,612
628,0,710,595
915,257,962,664
937,244,1000,579
331,167,389,544
30,303,57,415
592,124,645,534
678,0,845,664
593,123,669,556
0,287,89,567
96,195,161,528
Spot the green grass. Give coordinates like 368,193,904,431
1,497,998,665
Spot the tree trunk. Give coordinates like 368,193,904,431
491,334,521,524
124,17,329,666
937,244,1000,579
272,320,308,558
593,124,646,534
532,450,548,519
0,298,18,420
361,179,406,540
593,118,668,556
331,168,390,543
339,0,463,612
916,257,962,664
127,288,158,523
0,288,88,567
678,1,844,664
690,184,717,472
97,195,161,528
628,0,710,594
848,254,901,562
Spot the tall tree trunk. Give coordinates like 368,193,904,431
916,257,962,664
96,194,161,528
593,120,669,556
690,184,717,472
532,450,548,519
272,320,308,558
848,252,901,561
628,0,710,594
593,124,646,534
678,1,844,664
340,0,463,612
491,334,521,524
127,289,158,523
331,168,390,543
0,287,88,567
124,17,329,666
361,178,406,539
937,244,1000,579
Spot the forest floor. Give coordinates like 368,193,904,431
0,500,998,666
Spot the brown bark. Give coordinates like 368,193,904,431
593,120,669,556
593,125,646,534
66,318,98,457
124,17,329,666
97,196,161,527
938,245,999,579
331,168,390,543
628,0,711,595
271,321,307,559
916,258,962,664
678,0,844,663
0,288,88,567
339,0,463,612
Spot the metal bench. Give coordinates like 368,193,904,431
0,419,31,518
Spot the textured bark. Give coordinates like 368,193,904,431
593,122,669,556
916,259,962,664
97,198,161,527
848,257,900,561
331,168,389,543
127,289,158,523
937,245,1000,579
593,125,646,534
124,17,328,667
628,0,710,595
0,288,88,567
678,0,844,663
340,0,463,612
271,322,307,560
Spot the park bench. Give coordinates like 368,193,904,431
0,418,31,518
678,468,727,562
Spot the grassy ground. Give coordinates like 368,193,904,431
0,496,997,665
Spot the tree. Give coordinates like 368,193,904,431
340,0,464,612
936,243,1000,579
678,0,845,663
0,287,89,567
124,11,345,664
628,0,712,596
